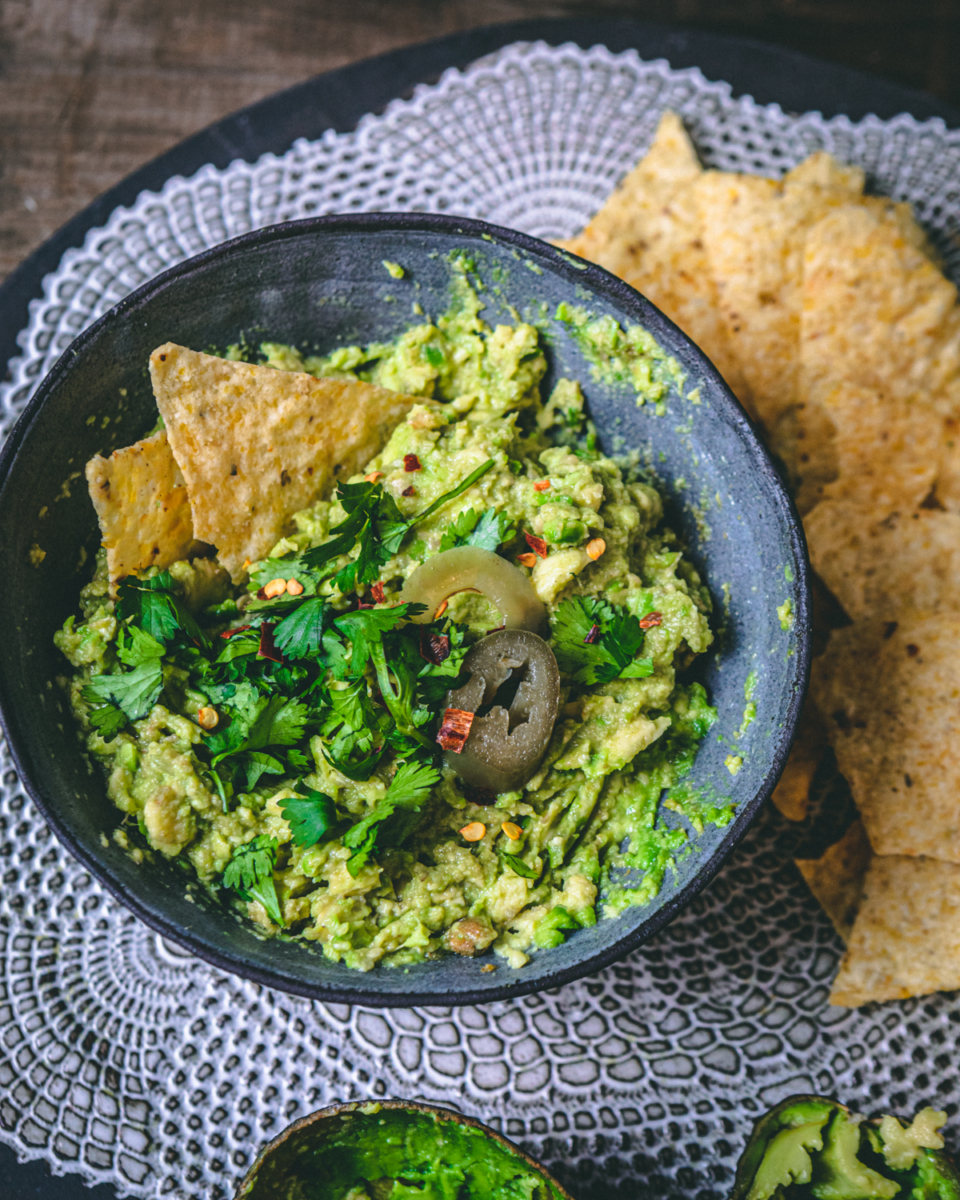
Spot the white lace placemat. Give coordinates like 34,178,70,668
1,40,958,1200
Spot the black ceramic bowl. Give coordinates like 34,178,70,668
235,1100,576,1198
0,214,809,1005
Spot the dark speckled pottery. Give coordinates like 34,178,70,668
0,214,810,1006
235,1100,576,1199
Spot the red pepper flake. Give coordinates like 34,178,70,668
524,532,548,559
435,599,449,619
533,479,551,492
516,552,537,569
356,599,375,610
583,623,601,644
638,611,663,629
220,624,252,639
404,454,422,472
437,708,474,753
402,485,417,497
420,628,451,665
257,624,283,663
370,581,385,604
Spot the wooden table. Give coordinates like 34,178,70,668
3,0,960,284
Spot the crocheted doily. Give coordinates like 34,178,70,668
1,40,958,1200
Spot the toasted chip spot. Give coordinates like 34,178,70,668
286,579,304,597
638,611,663,629
516,553,537,568
459,822,486,842
438,707,474,753
263,577,287,599
533,479,551,492
524,532,548,558
586,538,606,560
197,706,219,731
85,429,202,583
501,822,522,841
149,343,415,580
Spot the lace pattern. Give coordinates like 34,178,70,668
0,39,958,1200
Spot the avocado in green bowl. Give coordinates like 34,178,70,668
235,1100,573,1199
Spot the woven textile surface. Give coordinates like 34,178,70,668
1,40,959,1200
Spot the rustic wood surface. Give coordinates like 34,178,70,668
2,0,960,283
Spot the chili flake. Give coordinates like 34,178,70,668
638,611,663,629
402,485,417,496
404,454,422,472
501,822,522,841
524,532,548,558
516,552,537,569
258,624,283,663
286,579,304,596
583,623,601,644
533,479,551,492
585,538,606,561
460,822,486,842
437,707,474,753
420,628,450,665
370,581,385,604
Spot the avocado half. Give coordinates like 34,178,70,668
731,1095,960,1200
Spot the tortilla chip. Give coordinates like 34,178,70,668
830,854,960,1006
150,344,415,580
796,818,872,942
806,502,960,622
771,701,827,821
794,383,944,514
693,154,865,432
801,201,960,423
811,615,960,862
85,429,201,582
559,111,750,406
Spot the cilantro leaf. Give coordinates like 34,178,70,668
83,661,163,721
440,507,514,553
222,835,283,925
500,851,539,880
240,751,285,790
86,700,127,741
342,759,440,875
551,596,653,685
334,605,411,676
413,458,496,523
117,626,165,667
273,597,329,659
280,787,338,848
116,570,205,646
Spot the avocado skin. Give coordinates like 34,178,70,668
730,1095,960,1200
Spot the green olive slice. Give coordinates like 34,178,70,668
443,628,560,792
400,547,547,634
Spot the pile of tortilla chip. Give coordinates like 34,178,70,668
86,343,415,585
561,111,960,1007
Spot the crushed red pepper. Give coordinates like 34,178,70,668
437,707,474,753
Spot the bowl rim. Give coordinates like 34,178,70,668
234,1098,578,1198
0,210,811,1007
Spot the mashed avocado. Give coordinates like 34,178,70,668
239,1104,568,1199
55,270,726,972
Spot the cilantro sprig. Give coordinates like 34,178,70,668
439,507,514,553
342,759,441,876
280,786,339,848
222,835,283,925
551,596,654,685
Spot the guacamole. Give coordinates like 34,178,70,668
238,1103,569,1199
55,271,726,971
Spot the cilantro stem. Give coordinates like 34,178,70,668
369,640,432,748
413,458,495,524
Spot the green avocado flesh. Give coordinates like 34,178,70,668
241,1107,565,1200
736,1097,959,1200
55,258,730,972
